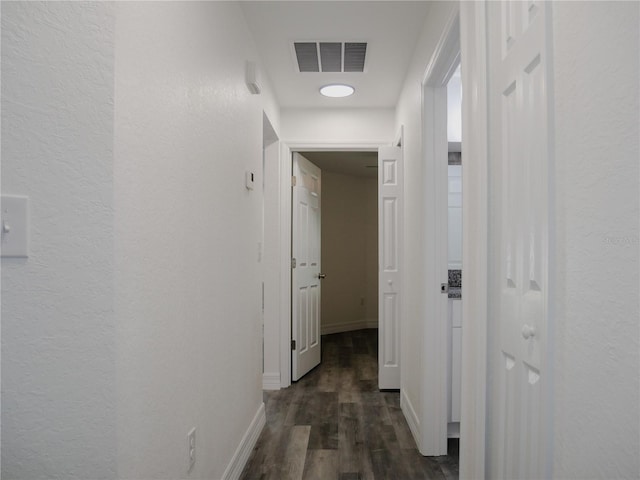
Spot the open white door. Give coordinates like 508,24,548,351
378,146,402,390
291,153,322,381
487,1,553,477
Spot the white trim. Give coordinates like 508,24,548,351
286,142,383,152
221,402,266,480
401,388,421,449
419,4,460,457
321,320,378,336
279,142,292,389
422,11,461,87
262,372,281,391
279,141,389,389
542,3,557,476
459,2,489,478
394,125,404,147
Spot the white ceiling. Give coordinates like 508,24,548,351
241,1,431,109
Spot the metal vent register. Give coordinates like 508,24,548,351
294,42,367,73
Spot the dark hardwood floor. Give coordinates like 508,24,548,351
240,329,459,480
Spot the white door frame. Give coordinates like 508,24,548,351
459,2,489,478
420,6,460,456
278,142,387,389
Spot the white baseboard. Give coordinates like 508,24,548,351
222,402,266,480
401,389,421,451
321,318,378,335
262,372,281,391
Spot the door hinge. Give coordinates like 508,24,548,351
292,257,297,268
291,339,296,351
292,175,297,187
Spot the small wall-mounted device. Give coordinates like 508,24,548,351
245,61,262,95
245,171,255,190
1,195,29,258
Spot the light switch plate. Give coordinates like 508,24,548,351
1,195,29,258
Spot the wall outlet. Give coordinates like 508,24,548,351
187,427,196,472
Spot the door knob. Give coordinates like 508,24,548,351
522,324,536,340
318,273,326,279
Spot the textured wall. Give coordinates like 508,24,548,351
321,172,377,334
1,2,117,478
552,2,640,478
114,2,276,478
281,108,394,144
2,1,279,478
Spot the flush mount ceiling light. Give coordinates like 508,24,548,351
320,84,355,98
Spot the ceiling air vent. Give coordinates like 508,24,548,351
319,43,342,72
344,43,367,72
294,43,319,72
293,42,367,73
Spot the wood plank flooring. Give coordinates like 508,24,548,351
240,329,459,480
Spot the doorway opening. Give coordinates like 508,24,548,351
285,139,403,391
446,63,462,461
302,151,379,336
292,150,379,382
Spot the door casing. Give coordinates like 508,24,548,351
419,6,460,456
458,2,489,478
278,142,387,389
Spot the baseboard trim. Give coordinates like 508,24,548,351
222,402,266,480
321,319,378,336
262,372,281,391
401,389,421,451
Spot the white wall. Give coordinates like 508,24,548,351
281,107,395,145
114,2,278,478
2,1,280,478
321,172,377,334
551,2,639,478
262,139,282,390
393,0,459,449
447,67,462,143
1,3,117,477
448,164,463,269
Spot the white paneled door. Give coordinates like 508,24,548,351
378,146,403,390
291,153,322,381
488,1,552,478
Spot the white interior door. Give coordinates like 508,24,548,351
488,1,552,478
378,146,402,390
291,153,322,381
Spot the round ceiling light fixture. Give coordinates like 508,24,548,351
320,84,355,98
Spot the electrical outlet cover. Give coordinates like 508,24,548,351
187,427,196,472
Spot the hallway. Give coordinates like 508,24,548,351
240,330,459,480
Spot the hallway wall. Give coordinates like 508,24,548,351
281,107,394,145
113,2,279,478
551,2,639,477
1,3,117,477
321,172,378,334
393,0,459,449
2,2,280,479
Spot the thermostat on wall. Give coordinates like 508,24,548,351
245,171,255,190
1,195,29,258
